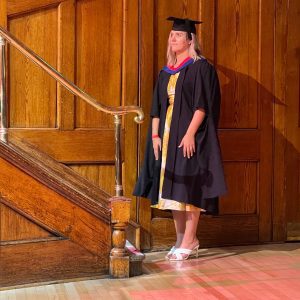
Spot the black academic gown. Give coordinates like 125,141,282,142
133,57,227,215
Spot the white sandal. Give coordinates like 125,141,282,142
169,245,199,261
165,246,177,260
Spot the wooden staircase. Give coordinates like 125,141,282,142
0,134,144,288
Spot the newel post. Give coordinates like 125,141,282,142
109,196,131,278
109,114,131,278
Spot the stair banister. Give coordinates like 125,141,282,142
0,26,143,278
0,26,144,197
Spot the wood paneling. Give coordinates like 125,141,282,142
273,0,289,241
0,239,108,288
5,0,130,216
151,215,259,250
70,164,115,195
6,0,122,207
220,162,257,215
0,203,53,242
200,0,273,242
7,0,65,16
198,0,215,62
0,0,7,27
10,129,123,163
273,0,300,241
8,7,58,128
216,0,259,129
75,0,122,128
257,0,274,241
4,1,136,262
285,0,300,240
219,130,260,161
57,0,75,130
4,0,297,253
0,157,111,256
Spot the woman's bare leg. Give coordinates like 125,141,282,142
172,210,186,247
180,210,201,249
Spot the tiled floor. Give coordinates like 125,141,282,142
1,243,300,299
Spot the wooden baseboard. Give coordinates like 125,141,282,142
150,214,259,251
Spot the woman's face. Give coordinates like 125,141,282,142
169,30,190,54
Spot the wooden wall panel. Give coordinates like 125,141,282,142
220,162,257,215
10,129,121,163
57,0,75,130
8,7,58,128
257,0,274,241
3,0,293,251
151,215,259,250
216,0,259,129
281,0,300,241
0,203,53,242
75,0,122,128
201,0,273,242
273,0,289,241
4,1,138,243
70,164,115,195
218,130,260,161
7,0,76,130
0,0,7,27
274,0,300,242
198,0,214,62
7,0,65,16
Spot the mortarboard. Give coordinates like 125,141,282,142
166,16,203,38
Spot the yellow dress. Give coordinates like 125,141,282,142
151,72,206,212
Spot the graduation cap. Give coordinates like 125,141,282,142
167,17,203,38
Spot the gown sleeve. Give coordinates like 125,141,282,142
208,66,221,127
150,72,162,118
192,63,209,114
193,61,221,127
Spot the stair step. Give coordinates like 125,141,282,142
126,240,145,277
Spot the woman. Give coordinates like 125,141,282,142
133,17,227,261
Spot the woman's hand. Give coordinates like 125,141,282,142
178,133,195,158
153,137,161,160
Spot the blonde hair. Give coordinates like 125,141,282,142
167,32,201,66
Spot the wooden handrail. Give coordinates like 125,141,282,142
0,26,144,124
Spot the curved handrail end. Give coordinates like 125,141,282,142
134,111,144,124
